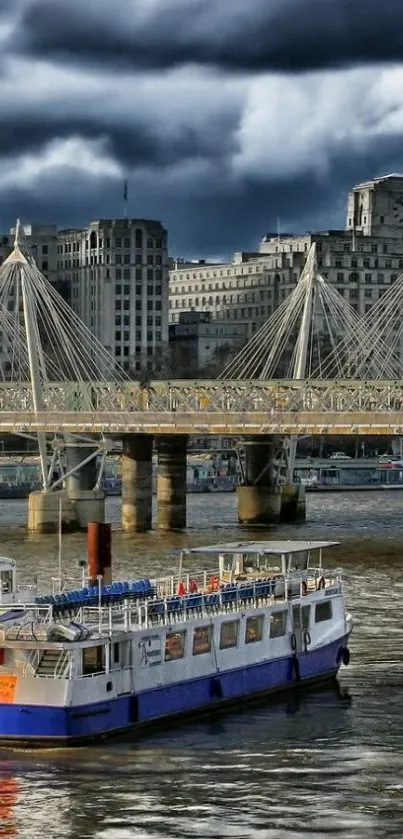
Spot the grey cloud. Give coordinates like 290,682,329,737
2,137,403,258
0,110,234,168
11,0,403,73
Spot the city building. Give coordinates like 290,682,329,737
168,311,248,375
56,218,169,372
169,174,403,335
8,224,58,284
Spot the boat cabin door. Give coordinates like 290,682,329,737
291,604,311,654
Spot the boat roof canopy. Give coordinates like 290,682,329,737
0,556,16,569
183,540,339,556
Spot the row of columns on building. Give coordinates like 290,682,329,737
28,434,306,532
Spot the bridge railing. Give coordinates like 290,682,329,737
0,379,403,415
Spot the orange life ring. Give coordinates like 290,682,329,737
301,580,308,596
209,576,219,592
317,576,326,591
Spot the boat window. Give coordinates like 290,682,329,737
288,550,309,572
82,645,106,675
192,626,212,656
245,615,264,644
270,610,287,638
0,570,13,593
112,642,120,664
219,620,239,649
315,601,333,623
164,631,186,662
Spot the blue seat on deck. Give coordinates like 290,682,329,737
148,599,165,616
205,593,219,607
186,594,203,610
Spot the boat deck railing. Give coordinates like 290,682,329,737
0,569,343,642
76,569,343,636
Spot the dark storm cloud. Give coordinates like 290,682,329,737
2,135,402,258
12,0,403,74
0,110,234,168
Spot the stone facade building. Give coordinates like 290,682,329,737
169,174,403,336
56,218,169,372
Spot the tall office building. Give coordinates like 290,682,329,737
56,218,169,372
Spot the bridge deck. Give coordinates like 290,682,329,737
0,378,402,434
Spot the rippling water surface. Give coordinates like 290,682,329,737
0,491,403,838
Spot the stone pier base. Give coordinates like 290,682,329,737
121,434,153,532
281,483,306,522
237,485,282,525
28,490,76,534
157,435,188,531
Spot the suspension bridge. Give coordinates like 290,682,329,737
1,226,403,531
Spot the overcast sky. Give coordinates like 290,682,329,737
1,0,403,257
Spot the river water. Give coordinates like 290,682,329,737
1,491,403,838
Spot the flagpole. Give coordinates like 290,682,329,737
124,179,128,219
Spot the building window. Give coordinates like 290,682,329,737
115,284,121,295
147,255,154,265
269,611,287,638
371,244,378,253
315,601,332,623
115,331,121,341
124,237,131,248
192,626,212,655
147,238,153,249
123,284,130,295
135,229,143,249
42,244,48,255
245,615,264,644
115,237,122,248
219,620,239,649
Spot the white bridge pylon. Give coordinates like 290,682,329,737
221,243,400,483
0,220,126,491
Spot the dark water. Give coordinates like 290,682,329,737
1,492,403,838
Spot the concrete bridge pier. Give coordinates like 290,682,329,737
157,435,188,530
237,437,282,525
65,445,105,529
28,444,105,533
121,434,153,532
281,483,306,522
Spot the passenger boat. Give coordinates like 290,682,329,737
0,540,352,745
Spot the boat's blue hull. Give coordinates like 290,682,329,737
0,636,349,745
